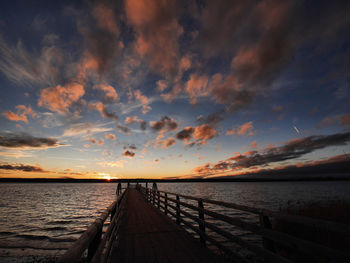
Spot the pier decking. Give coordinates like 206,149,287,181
109,188,225,262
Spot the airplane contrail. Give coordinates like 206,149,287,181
293,125,300,134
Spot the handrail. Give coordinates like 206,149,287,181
138,186,350,263
58,190,126,263
153,188,350,235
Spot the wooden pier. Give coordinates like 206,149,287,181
59,184,350,263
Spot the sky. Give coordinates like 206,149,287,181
0,0,349,180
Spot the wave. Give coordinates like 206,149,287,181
43,226,67,231
46,220,73,225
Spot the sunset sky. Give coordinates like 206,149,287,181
0,0,349,179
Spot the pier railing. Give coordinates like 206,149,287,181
138,186,350,263
58,189,127,263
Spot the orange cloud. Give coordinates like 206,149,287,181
185,74,209,104
3,105,36,123
94,84,119,101
161,137,176,149
105,133,117,141
251,141,258,148
89,101,118,120
134,89,151,114
226,121,254,136
124,0,183,76
193,124,217,140
38,83,85,114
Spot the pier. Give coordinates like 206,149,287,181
59,183,350,263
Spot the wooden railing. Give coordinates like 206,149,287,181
138,186,350,263
58,189,127,263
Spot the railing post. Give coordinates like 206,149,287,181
157,191,160,208
165,193,168,215
176,195,180,225
87,223,102,261
153,189,155,205
198,199,206,244
259,210,275,253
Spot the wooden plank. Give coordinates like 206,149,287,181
109,189,227,263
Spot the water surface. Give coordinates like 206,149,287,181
1,181,349,261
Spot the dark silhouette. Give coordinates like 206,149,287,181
116,182,122,195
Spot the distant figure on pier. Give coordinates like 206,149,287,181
116,182,121,195
152,182,157,190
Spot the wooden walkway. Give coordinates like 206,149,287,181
109,188,227,263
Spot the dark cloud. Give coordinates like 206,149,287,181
0,133,61,148
176,127,194,141
72,1,122,77
123,150,135,157
150,116,178,131
195,131,350,175
115,124,130,134
196,1,350,112
0,163,44,172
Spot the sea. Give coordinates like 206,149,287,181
1,181,350,262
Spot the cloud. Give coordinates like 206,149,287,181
62,122,112,137
185,74,209,104
89,137,104,146
150,116,177,131
161,137,176,149
134,90,151,114
194,131,350,176
3,105,36,124
38,83,85,114
94,84,119,101
0,163,45,172
0,132,62,149
226,121,254,136
176,127,194,141
125,115,147,130
124,0,183,77
341,114,350,125
123,150,135,157
0,35,65,87
193,124,217,140
97,160,126,168
105,133,117,140
175,123,217,146
73,1,121,77
115,124,131,135
251,141,258,148
89,101,118,120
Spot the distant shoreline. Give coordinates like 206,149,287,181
1,177,350,183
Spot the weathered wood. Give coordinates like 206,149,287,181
140,186,350,263
164,193,168,215
198,199,205,244
176,195,180,225
156,188,350,236
58,191,125,263
157,191,160,208
109,189,227,263
259,212,275,253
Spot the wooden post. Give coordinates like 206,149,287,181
153,189,155,205
87,224,102,261
176,195,180,225
157,191,160,208
165,193,168,215
198,199,206,244
259,211,275,253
